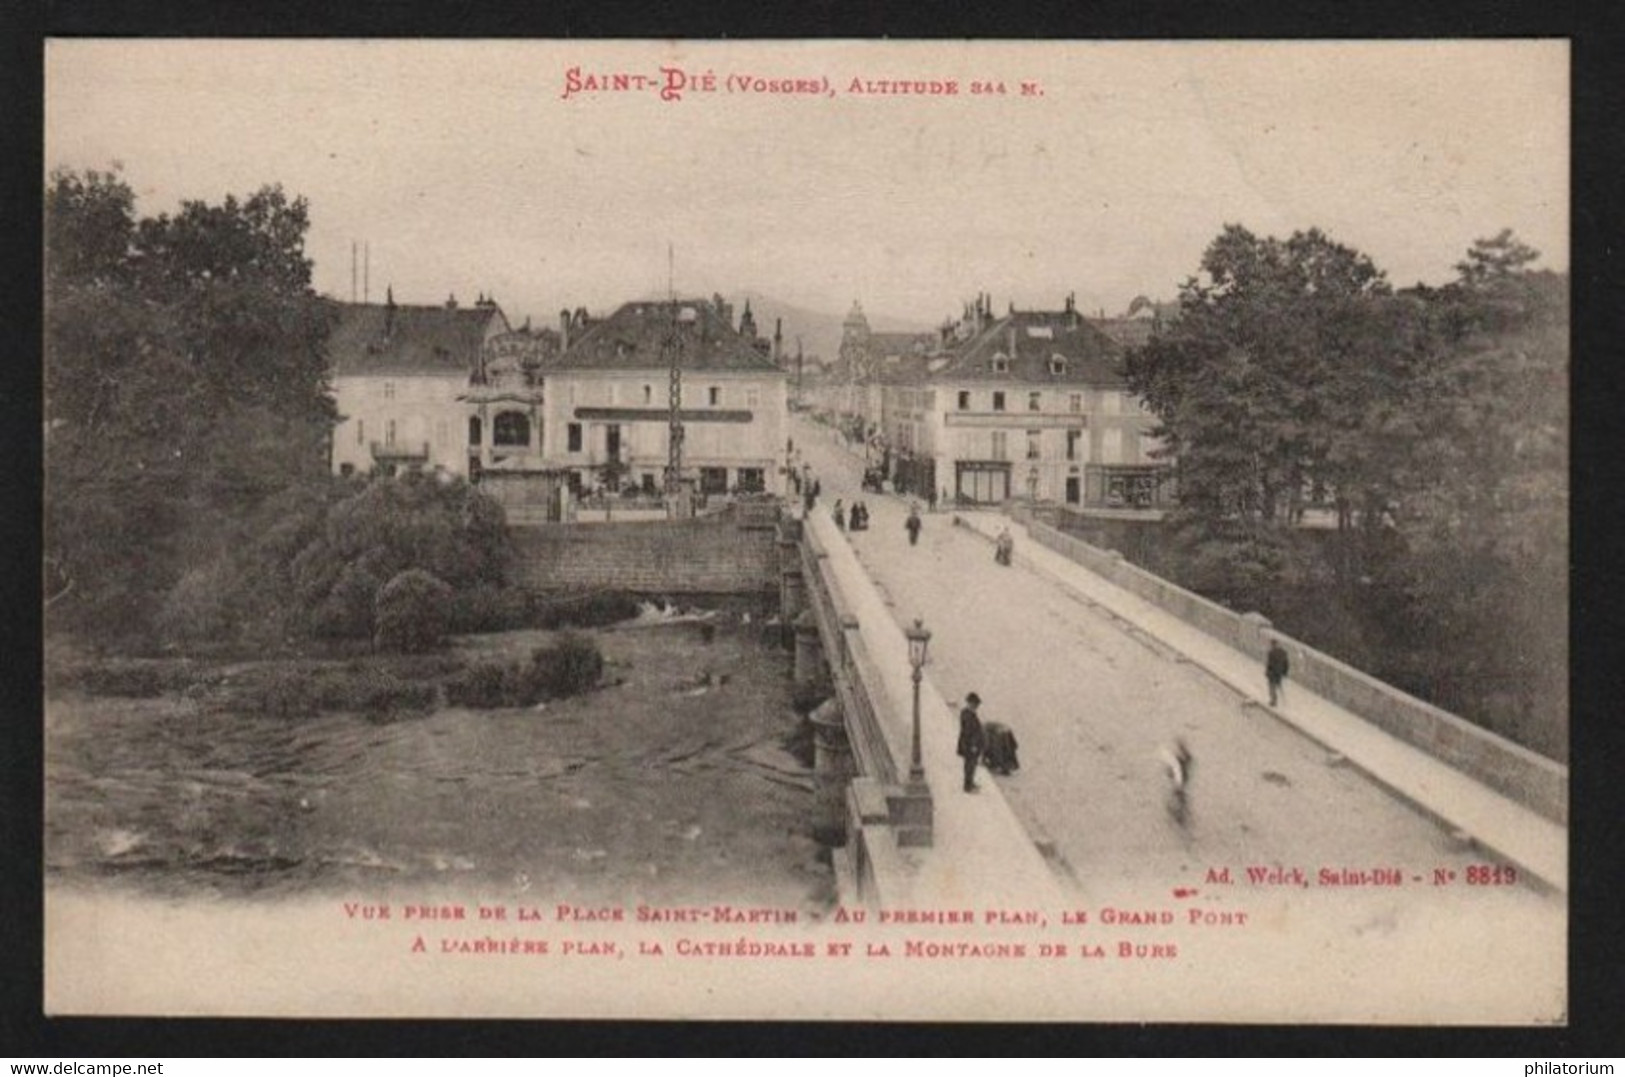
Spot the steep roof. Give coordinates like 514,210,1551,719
328,300,509,377
550,299,786,375
932,309,1126,386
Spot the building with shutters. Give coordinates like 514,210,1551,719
327,291,518,479
878,294,1171,508
537,296,790,498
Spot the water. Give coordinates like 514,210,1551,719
45,621,825,907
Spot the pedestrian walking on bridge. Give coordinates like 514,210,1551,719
1266,637,1290,706
958,692,987,793
1159,738,1194,829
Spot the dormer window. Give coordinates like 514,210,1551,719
991,352,1010,374
1050,355,1067,376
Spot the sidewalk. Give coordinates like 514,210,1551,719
955,510,1567,893
806,507,1068,908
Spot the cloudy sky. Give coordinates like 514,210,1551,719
46,39,1568,331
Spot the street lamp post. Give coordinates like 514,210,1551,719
905,617,932,788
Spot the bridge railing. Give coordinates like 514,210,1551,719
799,518,901,786
1006,504,1568,825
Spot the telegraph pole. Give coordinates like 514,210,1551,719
663,245,685,500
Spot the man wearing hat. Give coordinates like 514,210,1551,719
958,692,988,793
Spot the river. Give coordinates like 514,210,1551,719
45,616,827,910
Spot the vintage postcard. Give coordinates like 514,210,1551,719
41,39,1568,1022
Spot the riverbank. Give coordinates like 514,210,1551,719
45,614,828,910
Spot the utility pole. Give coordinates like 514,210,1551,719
663,244,685,501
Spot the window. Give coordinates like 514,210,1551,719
992,391,1006,412
567,423,583,452
991,431,1008,460
383,381,396,399
494,411,531,447
339,462,355,477
1028,391,1042,412
992,353,1009,374
746,388,760,408
957,390,971,411
1102,391,1121,416
469,416,482,446
737,467,765,492
1066,429,1081,461
1069,393,1083,413
1026,430,1042,460
700,466,728,494
385,419,397,446
1050,356,1067,376
357,419,364,445
643,384,653,405
708,386,721,406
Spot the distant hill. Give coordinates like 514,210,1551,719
734,291,937,368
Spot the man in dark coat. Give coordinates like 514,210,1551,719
1266,638,1290,706
958,692,987,793
905,505,922,546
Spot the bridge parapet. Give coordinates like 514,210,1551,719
1003,505,1568,825
783,511,935,904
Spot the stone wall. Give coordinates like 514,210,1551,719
509,511,778,594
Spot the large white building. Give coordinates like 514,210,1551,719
542,297,789,497
878,295,1170,508
327,293,515,479
326,293,789,503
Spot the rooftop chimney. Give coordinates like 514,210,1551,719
446,293,459,310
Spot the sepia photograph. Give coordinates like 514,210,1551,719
40,38,1568,1023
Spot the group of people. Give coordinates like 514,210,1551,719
832,499,871,531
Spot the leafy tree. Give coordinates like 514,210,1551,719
374,569,454,653
1393,236,1568,752
44,166,337,640
1127,225,1408,592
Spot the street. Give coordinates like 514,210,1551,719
788,415,1560,897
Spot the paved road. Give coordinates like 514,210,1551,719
789,418,1565,910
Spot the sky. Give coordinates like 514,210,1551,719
45,40,1568,334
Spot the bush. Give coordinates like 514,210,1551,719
443,634,604,709
445,585,533,635
528,632,604,698
374,569,453,653
312,666,438,713
444,661,516,709
154,561,238,644
310,564,383,639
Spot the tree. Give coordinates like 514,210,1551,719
1127,225,1407,592
44,167,337,641
1394,235,1568,753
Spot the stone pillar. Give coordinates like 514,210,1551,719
809,697,855,845
793,609,824,685
779,568,805,650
